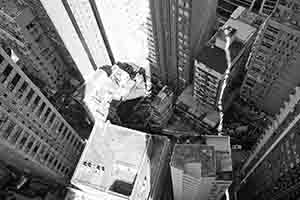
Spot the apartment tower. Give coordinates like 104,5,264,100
0,0,85,94
0,46,84,185
238,86,300,200
193,7,259,109
150,0,217,91
40,0,217,92
240,0,300,115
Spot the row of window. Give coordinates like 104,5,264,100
177,5,190,79
0,109,71,177
195,71,218,85
25,19,64,88
195,70,219,86
266,24,280,35
194,83,218,98
177,2,190,58
0,54,84,159
195,66,219,83
243,75,257,89
249,63,264,75
194,92,215,106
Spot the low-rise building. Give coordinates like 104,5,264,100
170,135,232,200
149,86,174,127
175,85,217,131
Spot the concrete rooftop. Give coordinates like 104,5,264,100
71,121,170,198
170,144,216,178
170,135,232,180
197,40,243,74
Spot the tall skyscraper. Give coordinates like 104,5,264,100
238,86,300,200
41,0,152,89
0,46,84,185
193,7,259,109
41,0,217,91
240,0,300,116
170,135,232,200
150,0,217,91
0,0,85,93
15,7,68,92
70,121,172,200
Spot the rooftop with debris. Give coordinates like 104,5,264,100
73,63,147,122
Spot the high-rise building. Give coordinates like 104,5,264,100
193,7,258,109
240,0,300,116
41,0,152,89
217,0,278,26
70,121,173,200
29,0,98,82
0,46,84,185
15,7,68,92
150,0,217,91
238,86,300,200
170,135,232,200
41,0,217,91
0,0,85,93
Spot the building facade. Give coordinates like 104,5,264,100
150,0,217,91
40,0,217,92
0,0,84,94
240,0,300,115
170,135,232,200
15,7,67,92
193,7,258,109
0,46,84,185
238,86,300,200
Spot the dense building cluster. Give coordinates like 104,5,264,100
1,0,300,200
